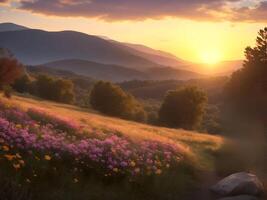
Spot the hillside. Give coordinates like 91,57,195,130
0,93,224,200
40,59,203,81
41,59,148,82
111,41,187,67
0,29,160,70
10,95,223,167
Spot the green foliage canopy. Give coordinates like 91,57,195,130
159,86,207,130
90,81,146,122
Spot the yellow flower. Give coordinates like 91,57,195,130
13,164,21,170
130,161,136,167
16,124,22,129
4,154,15,161
2,145,9,151
44,155,51,161
113,168,119,173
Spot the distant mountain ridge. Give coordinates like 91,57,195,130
0,22,242,81
41,59,148,82
0,23,28,32
111,41,187,67
0,27,161,70
41,59,204,81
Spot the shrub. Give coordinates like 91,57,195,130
90,81,146,122
159,86,207,130
34,75,75,104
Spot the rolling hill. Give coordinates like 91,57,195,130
0,22,242,78
111,41,187,67
0,94,224,199
40,59,148,82
11,95,223,166
0,28,160,70
40,59,203,81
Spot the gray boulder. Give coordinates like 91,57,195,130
218,195,259,200
211,172,264,196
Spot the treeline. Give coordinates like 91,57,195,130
0,58,208,130
13,74,75,104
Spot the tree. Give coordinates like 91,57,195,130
0,58,24,88
12,74,32,93
35,74,54,99
225,27,267,118
53,79,75,103
34,74,75,104
90,81,146,121
159,86,207,130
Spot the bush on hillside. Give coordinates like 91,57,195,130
90,81,146,122
12,74,32,93
159,86,207,130
34,74,75,104
0,58,24,88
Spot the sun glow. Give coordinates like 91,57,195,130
200,50,222,65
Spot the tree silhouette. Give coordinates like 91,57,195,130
226,27,267,118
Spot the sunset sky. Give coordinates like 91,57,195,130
0,0,266,64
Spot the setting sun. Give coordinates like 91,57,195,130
200,50,222,65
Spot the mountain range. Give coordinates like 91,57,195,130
0,23,242,81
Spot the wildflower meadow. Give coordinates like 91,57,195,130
0,98,195,200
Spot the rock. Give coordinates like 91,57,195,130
211,172,264,196
218,195,259,200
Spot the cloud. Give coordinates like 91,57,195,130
231,1,267,22
16,0,267,22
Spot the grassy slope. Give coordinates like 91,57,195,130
11,95,223,170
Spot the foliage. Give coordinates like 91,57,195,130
120,77,227,104
12,74,32,93
159,86,207,130
200,105,222,134
2,85,13,99
16,74,75,104
225,27,267,119
0,58,24,88
90,81,146,122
